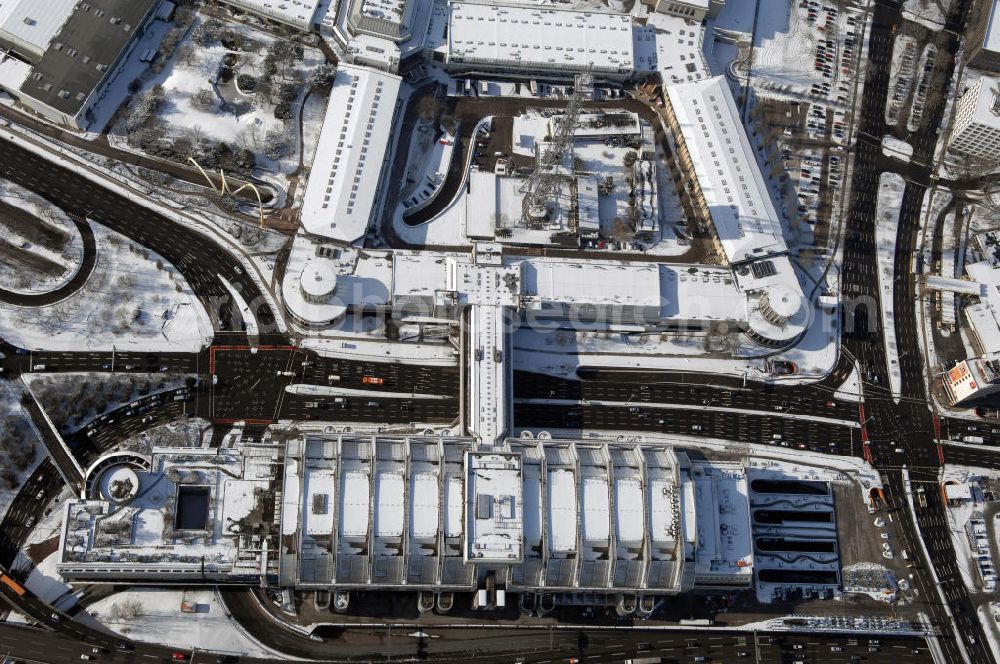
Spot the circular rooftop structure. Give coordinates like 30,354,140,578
300,262,338,303
746,285,809,348
102,466,140,504
761,285,802,323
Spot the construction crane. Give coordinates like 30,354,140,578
517,68,593,227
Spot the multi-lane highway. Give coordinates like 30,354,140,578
0,137,278,332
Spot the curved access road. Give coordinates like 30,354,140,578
0,217,96,307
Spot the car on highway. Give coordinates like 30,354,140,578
172,654,187,661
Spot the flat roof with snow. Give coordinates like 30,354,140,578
660,265,746,322
666,77,786,265
465,451,523,563
220,0,326,29
984,0,1000,55
0,0,76,60
58,448,272,581
19,0,160,120
964,76,1000,128
690,462,753,582
518,259,661,309
446,2,635,75
967,261,1000,355
300,64,401,244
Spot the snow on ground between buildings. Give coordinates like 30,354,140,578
883,135,914,161
117,13,327,190
876,173,906,402
940,465,1000,596
0,221,213,352
0,380,45,521
0,179,83,295
84,587,286,658
903,0,949,29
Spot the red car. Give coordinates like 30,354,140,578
172,654,186,662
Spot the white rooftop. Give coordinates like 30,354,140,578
300,64,401,244
222,0,325,29
984,0,1000,54
465,452,523,563
967,301,1000,356
518,259,661,308
968,260,1000,355
447,2,635,75
690,462,753,580
59,448,270,579
0,0,76,58
0,52,29,92
964,76,1000,128
660,265,745,322
392,251,449,302
666,76,786,265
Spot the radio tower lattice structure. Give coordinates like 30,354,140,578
519,68,593,225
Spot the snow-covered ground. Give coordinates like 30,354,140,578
0,221,213,352
0,179,83,295
0,380,45,521
875,173,907,401
114,13,327,192
886,35,918,127
903,0,950,30
24,372,191,435
883,135,914,162
834,359,864,403
82,587,286,658
721,0,864,108
118,417,213,455
939,465,1000,609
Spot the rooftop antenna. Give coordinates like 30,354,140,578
517,66,593,228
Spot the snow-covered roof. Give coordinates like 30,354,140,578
547,466,577,553
659,265,745,322
0,52,30,91
359,0,405,23
0,0,76,60
577,175,600,232
58,448,271,581
963,77,1000,128
391,251,448,302
219,0,326,30
690,461,752,580
984,0,1000,55
446,1,635,75
281,237,394,325
518,259,661,309
466,451,523,563
634,15,710,85
966,301,1000,355
945,483,973,501
967,261,1000,355
300,63,401,243
665,76,786,265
